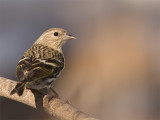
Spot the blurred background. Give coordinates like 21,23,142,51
0,0,160,120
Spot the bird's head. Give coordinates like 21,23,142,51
35,28,76,52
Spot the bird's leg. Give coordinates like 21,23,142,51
50,87,59,98
44,88,59,102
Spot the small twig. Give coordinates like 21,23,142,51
0,77,98,120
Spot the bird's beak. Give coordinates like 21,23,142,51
63,34,76,40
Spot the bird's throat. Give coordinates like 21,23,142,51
35,39,64,53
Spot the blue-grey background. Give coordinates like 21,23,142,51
0,0,160,120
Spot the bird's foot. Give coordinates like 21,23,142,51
50,88,59,98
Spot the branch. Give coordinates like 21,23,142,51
0,77,98,120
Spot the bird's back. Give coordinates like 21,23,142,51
16,44,64,87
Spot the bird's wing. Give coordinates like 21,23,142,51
16,44,64,82
16,56,64,82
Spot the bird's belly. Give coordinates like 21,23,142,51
26,77,56,90
45,77,56,85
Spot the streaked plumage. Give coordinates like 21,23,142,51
10,28,75,96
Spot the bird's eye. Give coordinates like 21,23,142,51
54,32,59,36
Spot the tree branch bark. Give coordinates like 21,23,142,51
0,77,98,120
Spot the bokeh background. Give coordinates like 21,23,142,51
0,0,160,120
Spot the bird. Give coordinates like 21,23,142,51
10,28,76,97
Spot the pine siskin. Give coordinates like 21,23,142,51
10,28,75,96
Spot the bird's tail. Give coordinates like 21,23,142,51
10,82,25,96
